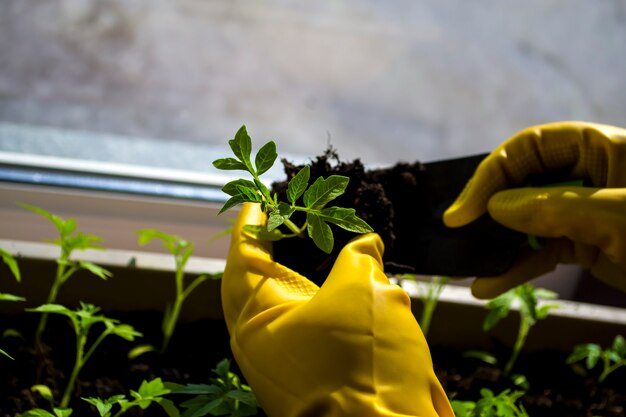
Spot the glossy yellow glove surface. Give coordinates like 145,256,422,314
444,121,626,298
222,203,453,417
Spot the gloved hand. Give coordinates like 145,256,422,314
222,203,453,417
443,121,626,298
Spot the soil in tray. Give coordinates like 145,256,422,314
1,314,624,416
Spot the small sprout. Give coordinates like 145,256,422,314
1,247,24,359
398,274,449,338
18,203,111,342
82,378,179,417
27,303,142,408
213,125,373,253
137,229,213,352
174,358,259,417
483,284,559,376
450,388,528,417
567,334,626,383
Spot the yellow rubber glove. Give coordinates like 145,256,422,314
222,203,453,417
443,121,626,299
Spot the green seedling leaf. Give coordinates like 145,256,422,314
566,344,600,367
450,400,474,417
533,288,558,300
236,185,262,203
215,358,231,377
230,125,253,168
53,409,72,417
510,373,530,390
225,390,258,407
1,347,13,359
181,397,226,417
31,384,54,402
78,261,112,280
3,328,24,340
0,292,25,302
137,229,179,251
28,303,71,315
303,175,349,209
18,203,67,235
106,322,142,341
173,384,223,395
243,225,286,241
177,358,259,417
18,410,57,417
318,207,374,233
307,213,334,253
66,233,104,251
0,247,21,282
255,141,277,175
128,344,157,360
158,398,180,417
536,303,560,320
222,179,257,196
483,290,515,331
463,350,499,365
218,195,246,214
613,335,626,356
62,219,77,236
137,378,171,398
212,157,248,171
253,178,272,201
267,202,295,231
83,395,126,416
287,165,311,204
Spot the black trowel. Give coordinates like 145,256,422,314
389,153,526,277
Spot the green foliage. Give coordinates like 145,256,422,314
82,378,180,417
27,303,142,408
450,388,528,417
212,125,373,253
18,203,112,340
137,229,218,352
1,247,24,359
567,334,626,383
0,247,24,303
174,358,259,417
18,408,72,417
483,284,559,376
1,246,21,282
399,274,448,338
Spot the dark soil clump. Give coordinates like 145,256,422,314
271,148,429,286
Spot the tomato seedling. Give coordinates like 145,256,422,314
450,388,529,417
174,358,259,417
483,284,559,376
212,125,373,253
567,334,626,383
1,247,24,359
82,378,180,417
137,229,220,352
18,204,111,342
27,303,142,408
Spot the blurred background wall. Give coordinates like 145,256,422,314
1,0,626,169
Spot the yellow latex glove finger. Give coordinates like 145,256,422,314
444,121,626,227
222,203,453,417
442,121,626,297
470,186,626,298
